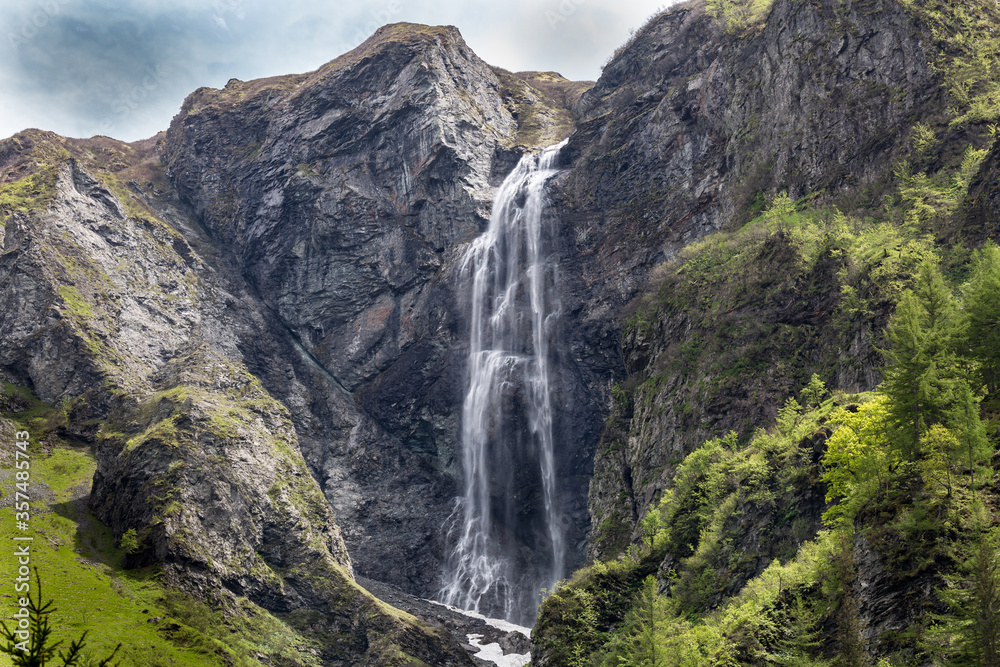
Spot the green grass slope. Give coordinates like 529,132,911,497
0,388,329,667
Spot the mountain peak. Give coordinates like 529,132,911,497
364,21,464,46
309,22,468,80
173,23,471,119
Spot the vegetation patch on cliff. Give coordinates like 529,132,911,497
542,367,999,665
897,0,1000,128
543,227,1000,664
590,95,999,553
706,0,774,34
492,69,593,147
0,166,59,227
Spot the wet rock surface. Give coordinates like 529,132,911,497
358,577,531,664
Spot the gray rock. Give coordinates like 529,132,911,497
0,131,474,665
563,0,943,564
498,630,532,655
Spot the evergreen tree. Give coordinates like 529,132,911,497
970,539,1000,667
920,424,961,499
641,507,664,550
0,569,120,667
800,374,828,408
882,261,962,459
821,395,896,526
950,382,992,503
616,576,667,667
935,531,1000,667
963,243,1000,395
606,576,718,667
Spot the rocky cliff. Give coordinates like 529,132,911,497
0,131,474,665
562,0,994,562
159,23,605,617
528,0,1000,662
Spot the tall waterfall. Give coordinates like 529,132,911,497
440,140,567,623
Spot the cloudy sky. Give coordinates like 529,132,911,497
0,0,669,142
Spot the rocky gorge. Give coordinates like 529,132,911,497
2,0,1000,664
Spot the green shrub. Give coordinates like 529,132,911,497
119,528,140,555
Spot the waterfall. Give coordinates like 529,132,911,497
440,140,567,623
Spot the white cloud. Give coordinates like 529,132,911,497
0,0,674,142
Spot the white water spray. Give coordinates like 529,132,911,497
440,141,567,621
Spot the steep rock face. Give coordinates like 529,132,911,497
851,532,943,654
526,3,942,559
0,132,473,666
585,233,900,560
561,0,935,282
161,23,604,609
164,24,516,390
161,24,512,597
561,0,946,561
2,24,608,629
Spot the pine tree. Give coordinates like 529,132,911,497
613,576,712,667
963,243,1000,396
935,531,1000,667
882,261,962,459
0,569,120,667
951,382,992,503
629,576,665,667
970,539,1000,667
920,424,961,499
800,374,828,408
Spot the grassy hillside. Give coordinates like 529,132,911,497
0,388,331,666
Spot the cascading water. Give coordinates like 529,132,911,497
440,140,567,623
